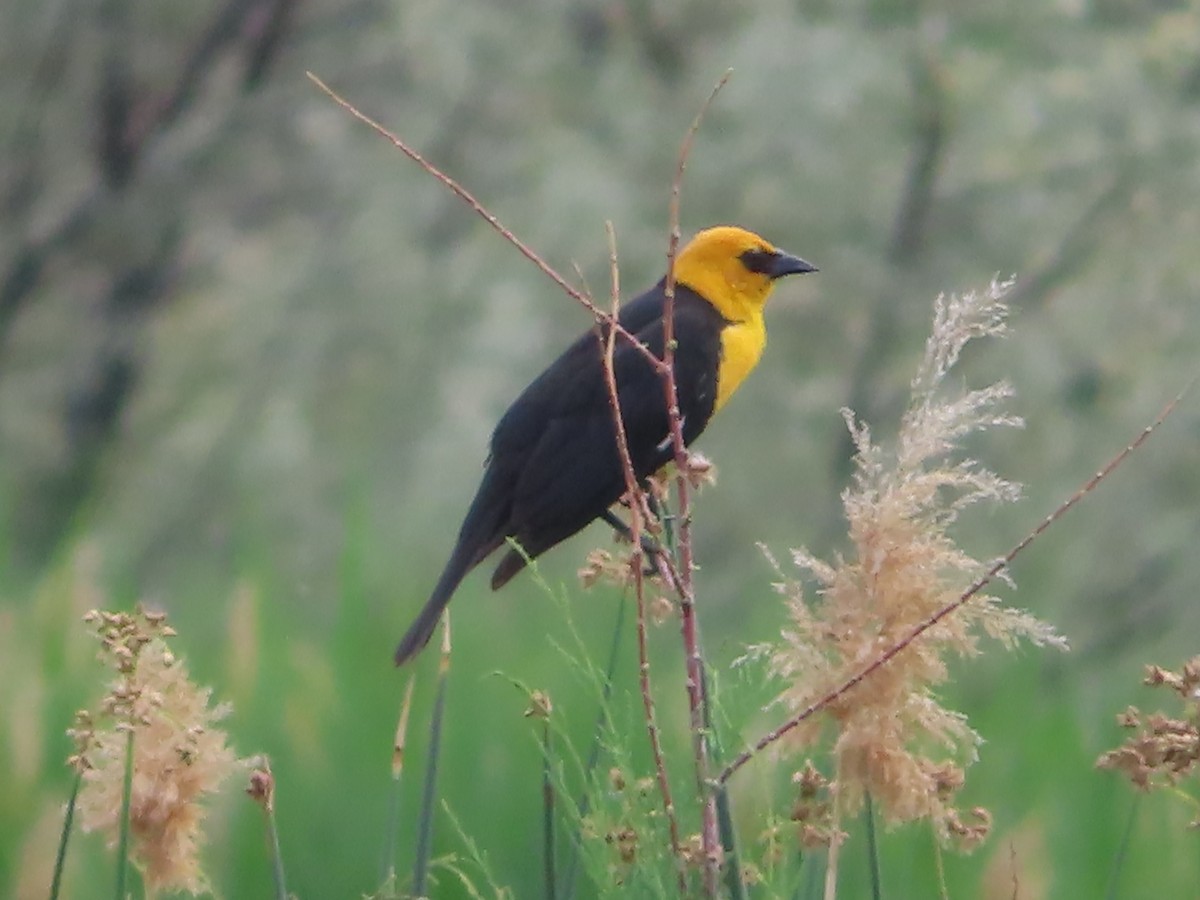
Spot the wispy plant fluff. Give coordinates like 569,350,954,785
763,279,1067,845
71,608,242,895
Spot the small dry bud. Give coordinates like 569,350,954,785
605,826,638,864
792,760,828,797
799,823,839,849
66,710,97,772
247,763,275,813
524,690,552,719
945,806,992,849
576,548,636,591
577,550,610,589
681,450,717,489
1180,657,1200,690
649,594,675,625
677,833,705,866
1117,707,1141,728
1145,665,1177,689
928,762,966,799
607,767,626,791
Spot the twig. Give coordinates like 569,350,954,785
659,69,732,896
308,74,582,302
1008,839,1020,900
598,223,686,891
306,72,667,377
719,382,1192,785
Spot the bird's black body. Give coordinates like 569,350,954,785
394,283,725,664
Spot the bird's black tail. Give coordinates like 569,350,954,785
394,542,477,666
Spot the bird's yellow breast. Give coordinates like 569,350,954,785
714,313,766,412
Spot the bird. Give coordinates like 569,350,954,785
394,225,816,665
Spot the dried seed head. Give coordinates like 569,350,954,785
246,759,275,813
1099,656,1200,805
649,594,675,625
762,281,1064,847
605,826,638,864
73,610,243,895
524,690,552,719
608,767,626,791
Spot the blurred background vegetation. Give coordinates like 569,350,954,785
2,0,1199,896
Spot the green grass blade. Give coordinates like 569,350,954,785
1104,793,1140,900
264,792,288,900
560,591,626,899
381,677,417,887
704,663,747,900
114,729,134,900
414,625,452,897
49,769,83,900
865,792,881,900
796,848,825,900
541,721,557,900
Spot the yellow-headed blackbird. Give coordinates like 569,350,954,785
395,226,815,664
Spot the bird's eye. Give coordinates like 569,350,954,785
739,248,776,275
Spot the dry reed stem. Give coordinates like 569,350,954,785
598,222,686,891
659,70,733,895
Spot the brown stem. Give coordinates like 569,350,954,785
718,383,1191,786
659,70,731,896
598,224,686,891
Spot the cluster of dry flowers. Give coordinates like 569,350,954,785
1097,656,1200,821
758,280,1068,850
67,606,242,895
576,451,717,600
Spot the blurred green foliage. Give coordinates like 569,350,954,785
3,0,1200,896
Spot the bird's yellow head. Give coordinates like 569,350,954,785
674,226,815,324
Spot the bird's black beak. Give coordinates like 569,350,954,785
768,251,818,279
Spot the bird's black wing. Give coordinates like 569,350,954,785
486,286,726,587
395,285,725,664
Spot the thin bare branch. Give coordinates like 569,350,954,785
307,72,587,304
306,73,676,386
597,223,686,888
719,381,1193,785
658,69,733,896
